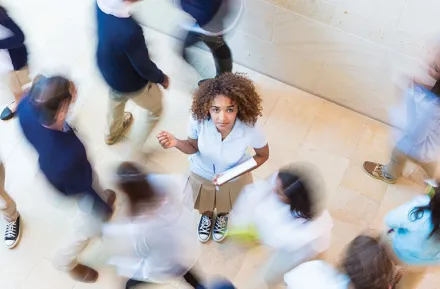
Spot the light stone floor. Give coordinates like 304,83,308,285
1,0,440,288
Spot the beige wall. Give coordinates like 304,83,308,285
137,0,440,123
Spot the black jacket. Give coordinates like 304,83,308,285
180,0,223,26
0,6,27,70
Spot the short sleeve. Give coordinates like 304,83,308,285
187,115,199,140
248,124,267,149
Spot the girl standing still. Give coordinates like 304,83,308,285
157,73,269,243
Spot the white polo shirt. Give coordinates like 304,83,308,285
187,116,267,181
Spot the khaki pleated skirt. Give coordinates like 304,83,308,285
185,172,253,213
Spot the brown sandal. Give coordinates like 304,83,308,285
105,112,133,145
69,264,98,283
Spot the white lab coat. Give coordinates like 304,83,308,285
103,174,200,283
284,260,350,289
231,173,333,255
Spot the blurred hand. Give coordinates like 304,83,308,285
157,131,177,149
160,75,170,89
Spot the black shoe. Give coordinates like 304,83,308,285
213,213,228,242
5,214,21,249
198,215,212,243
0,106,14,121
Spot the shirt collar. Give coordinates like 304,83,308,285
97,0,132,18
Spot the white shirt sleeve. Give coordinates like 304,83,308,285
187,116,199,140
248,124,267,149
271,211,333,252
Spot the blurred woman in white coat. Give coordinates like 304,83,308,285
103,162,205,289
230,164,333,288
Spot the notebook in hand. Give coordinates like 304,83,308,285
216,158,257,185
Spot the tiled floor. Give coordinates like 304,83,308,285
1,0,440,288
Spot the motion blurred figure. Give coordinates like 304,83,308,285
284,235,396,289
104,162,204,289
380,188,440,287
180,0,240,85
363,52,440,185
0,5,31,121
96,0,169,148
17,75,116,283
230,164,333,288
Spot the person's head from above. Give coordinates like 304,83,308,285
28,75,77,130
275,165,322,221
192,73,263,136
429,51,440,81
410,188,440,239
341,235,393,289
116,162,159,216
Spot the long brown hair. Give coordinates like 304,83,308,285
341,235,393,289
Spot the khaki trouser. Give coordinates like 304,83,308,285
9,66,30,100
0,162,18,222
52,175,112,272
383,145,438,180
106,83,163,151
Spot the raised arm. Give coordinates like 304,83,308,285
157,131,199,155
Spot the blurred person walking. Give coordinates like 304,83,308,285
96,0,169,149
17,75,116,283
157,73,269,243
180,0,240,85
0,5,31,121
0,160,21,249
284,235,397,289
363,53,440,185
104,162,204,289
229,164,333,288
380,188,440,287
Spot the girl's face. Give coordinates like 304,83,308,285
275,177,290,204
209,95,238,135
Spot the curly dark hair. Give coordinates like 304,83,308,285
191,73,263,126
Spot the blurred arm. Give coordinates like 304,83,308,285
125,30,165,84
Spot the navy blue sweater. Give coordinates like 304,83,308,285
0,6,27,70
18,96,93,195
96,5,164,93
181,0,223,26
